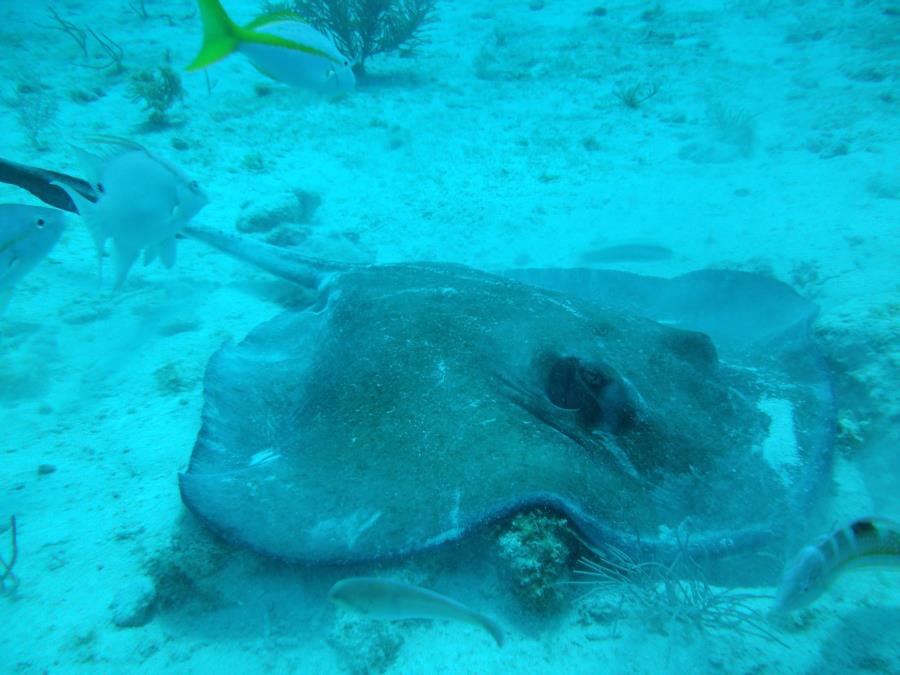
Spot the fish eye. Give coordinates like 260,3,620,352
97,183,105,194
35,218,46,228
190,180,199,190
343,60,349,67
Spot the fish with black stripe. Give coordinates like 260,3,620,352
773,517,900,613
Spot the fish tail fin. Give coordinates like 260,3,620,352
478,613,505,648
187,0,244,71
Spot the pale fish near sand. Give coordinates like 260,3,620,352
54,137,208,288
0,204,66,311
188,0,355,94
773,516,900,613
329,577,505,647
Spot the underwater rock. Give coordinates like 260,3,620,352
145,514,232,609
111,575,157,628
235,189,321,235
327,617,404,675
496,511,574,612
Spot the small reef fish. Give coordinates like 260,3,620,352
580,242,674,265
54,137,208,288
0,204,66,310
188,0,356,94
773,516,900,613
329,577,505,647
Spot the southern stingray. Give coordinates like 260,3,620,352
1,157,834,565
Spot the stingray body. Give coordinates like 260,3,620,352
180,249,833,564
0,157,834,565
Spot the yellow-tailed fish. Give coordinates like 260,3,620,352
188,0,355,94
773,516,900,613
329,577,505,647
0,204,66,311
53,137,208,288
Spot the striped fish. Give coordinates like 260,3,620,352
773,517,900,613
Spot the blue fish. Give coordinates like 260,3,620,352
0,204,66,311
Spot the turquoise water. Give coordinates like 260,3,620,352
1,1,898,672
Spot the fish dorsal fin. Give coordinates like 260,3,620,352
83,134,147,154
72,146,108,191
84,136,200,200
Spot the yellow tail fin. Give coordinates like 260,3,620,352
187,0,242,71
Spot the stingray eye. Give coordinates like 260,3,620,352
35,218,46,228
579,366,609,388
545,355,638,433
344,60,349,67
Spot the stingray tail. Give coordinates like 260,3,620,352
182,223,355,288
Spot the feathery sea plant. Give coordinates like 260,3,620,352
570,539,786,646
263,0,438,75
8,83,58,151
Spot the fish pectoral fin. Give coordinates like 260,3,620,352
0,286,12,313
0,256,19,285
111,241,140,289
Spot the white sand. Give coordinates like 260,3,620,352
1,0,898,672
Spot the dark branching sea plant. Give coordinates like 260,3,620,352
570,538,786,647
1,515,19,595
264,0,438,75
